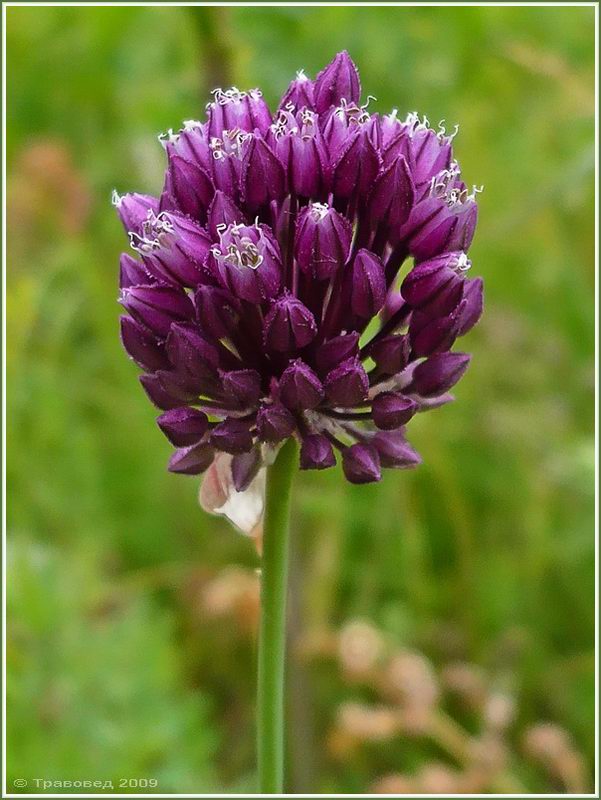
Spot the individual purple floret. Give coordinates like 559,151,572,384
116,51,483,495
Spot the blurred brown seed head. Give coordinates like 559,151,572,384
337,701,401,742
523,722,587,791
381,650,439,710
483,691,516,731
337,619,385,679
468,732,509,773
417,762,462,794
441,661,488,709
523,722,572,764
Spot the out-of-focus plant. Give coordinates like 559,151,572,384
7,536,219,794
192,566,591,794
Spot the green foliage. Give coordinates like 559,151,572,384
7,536,218,793
6,4,594,793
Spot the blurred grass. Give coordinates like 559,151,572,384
6,4,595,794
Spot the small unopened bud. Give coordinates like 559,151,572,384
313,51,361,114
342,444,381,484
279,360,324,411
299,434,336,470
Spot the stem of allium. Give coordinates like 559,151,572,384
258,436,299,794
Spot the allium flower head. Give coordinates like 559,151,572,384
115,52,483,529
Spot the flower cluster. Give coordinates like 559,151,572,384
116,51,483,495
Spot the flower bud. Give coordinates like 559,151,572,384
277,120,328,198
194,285,240,339
130,211,212,288
315,332,360,376
409,304,464,357
324,358,369,407
380,290,406,323
157,406,209,446
139,374,180,410
279,360,324,410
350,249,386,318
120,284,194,338
379,109,403,147
168,442,215,475
112,191,158,233
294,203,352,280
207,191,245,239
278,70,315,112
300,434,336,470
321,104,354,162
208,87,272,137
394,116,453,189
221,369,262,406
240,134,286,210
263,293,317,352
119,253,156,289
166,322,220,376
314,51,361,114
256,402,296,443
342,443,381,484
372,432,421,469
210,418,254,454
155,368,203,404
162,122,212,172
332,128,380,199
370,334,411,375
120,316,170,372
207,128,247,200
368,156,415,232
210,222,282,303
456,277,483,336
231,447,262,492
167,152,214,222
409,352,471,397
372,393,417,430
409,194,478,262
401,252,468,316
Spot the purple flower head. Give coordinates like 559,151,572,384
116,52,483,518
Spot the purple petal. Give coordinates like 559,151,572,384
314,51,361,114
158,406,209,446
120,316,169,372
279,360,324,411
371,393,417,430
168,442,215,475
342,443,381,484
300,434,336,470
324,357,369,407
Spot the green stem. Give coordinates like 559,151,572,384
257,437,298,794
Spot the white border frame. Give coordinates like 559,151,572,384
2,2,598,798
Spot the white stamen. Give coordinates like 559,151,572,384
212,86,247,106
310,202,330,221
455,252,471,272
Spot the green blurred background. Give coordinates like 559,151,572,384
6,4,595,795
